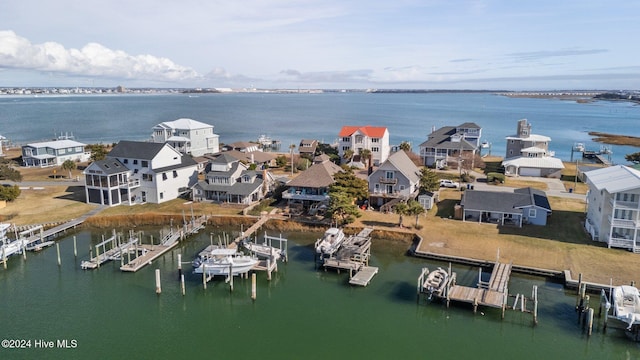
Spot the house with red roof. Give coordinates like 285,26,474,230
337,125,390,167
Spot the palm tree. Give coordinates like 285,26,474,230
394,201,409,228
61,159,76,179
399,141,411,152
289,143,296,176
360,148,372,170
343,149,354,164
407,200,425,228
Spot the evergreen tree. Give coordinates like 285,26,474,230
625,152,640,164
419,167,440,193
0,165,22,182
326,191,361,226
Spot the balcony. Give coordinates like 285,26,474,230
379,177,398,184
610,198,640,210
608,215,639,229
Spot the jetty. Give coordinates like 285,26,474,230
322,227,378,286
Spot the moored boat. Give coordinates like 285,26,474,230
603,284,640,331
423,267,449,297
0,223,26,259
192,248,258,277
241,239,282,260
314,227,345,256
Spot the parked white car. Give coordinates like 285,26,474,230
439,179,460,188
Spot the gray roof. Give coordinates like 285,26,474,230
211,153,239,165
287,160,343,188
461,187,551,214
109,140,166,160
372,150,420,183
86,159,128,175
419,126,477,150
154,155,197,172
195,179,263,196
457,122,481,129
584,165,640,193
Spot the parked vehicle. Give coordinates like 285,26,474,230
439,179,460,188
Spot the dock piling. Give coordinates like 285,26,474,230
180,274,185,296
587,308,594,336
177,254,182,280
155,269,161,294
56,242,61,266
251,273,256,301
73,236,77,257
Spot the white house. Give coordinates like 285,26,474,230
584,165,640,252
83,141,198,206
502,119,564,178
22,139,90,167
368,150,421,210
151,118,220,157
338,125,390,166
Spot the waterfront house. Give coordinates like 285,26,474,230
83,141,198,206
338,126,390,166
151,118,220,157
222,149,278,168
223,141,261,153
583,165,640,251
501,119,564,178
460,187,551,227
283,155,343,212
368,150,421,210
298,139,318,158
192,153,274,204
21,139,90,167
418,122,481,169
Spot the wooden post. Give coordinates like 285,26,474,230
155,269,161,294
533,285,538,326
251,273,257,301
73,236,77,257
180,274,185,296
202,266,207,290
473,297,478,313
22,244,26,260
587,308,594,336
267,259,272,281
2,246,6,269
56,242,61,266
577,273,583,295
229,263,234,292
177,254,183,279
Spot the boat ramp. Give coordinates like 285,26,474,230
418,261,538,324
321,227,379,286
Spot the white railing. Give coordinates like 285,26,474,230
610,198,640,210
608,216,639,228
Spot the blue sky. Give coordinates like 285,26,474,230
0,0,638,90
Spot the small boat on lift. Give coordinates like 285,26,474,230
241,239,283,260
314,227,345,256
192,248,258,277
0,223,26,259
602,284,640,331
423,267,449,297
573,142,585,152
480,140,490,148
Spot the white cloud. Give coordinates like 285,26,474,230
0,30,200,82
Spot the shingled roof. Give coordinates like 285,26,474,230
286,160,343,188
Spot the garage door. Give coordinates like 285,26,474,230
519,167,541,177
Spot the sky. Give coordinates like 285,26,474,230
0,0,639,90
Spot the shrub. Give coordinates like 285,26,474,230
487,172,505,184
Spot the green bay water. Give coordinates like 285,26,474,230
1,228,638,359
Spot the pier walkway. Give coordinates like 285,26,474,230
24,206,107,247
322,227,378,286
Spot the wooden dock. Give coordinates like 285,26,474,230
418,261,539,324
322,228,378,286
349,266,379,286
121,215,207,272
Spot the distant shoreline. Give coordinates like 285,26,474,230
589,132,640,147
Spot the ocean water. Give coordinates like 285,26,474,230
1,92,639,164
1,228,638,359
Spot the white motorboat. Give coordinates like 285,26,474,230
314,227,346,256
423,267,449,297
192,248,258,277
603,285,640,330
0,223,26,259
241,240,282,260
480,140,490,148
573,142,585,152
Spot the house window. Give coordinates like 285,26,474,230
342,137,350,142
133,160,138,165
162,173,168,181
142,174,153,182
159,192,164,200
372,138,379,143
528,209,536,217
342,146,351,151
372,147,379,152
173,170,178,178
385,171,394,179
355,135,363,144
400,185,405,191
59,148,66,154
123,159,128,164
141,160,149,168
